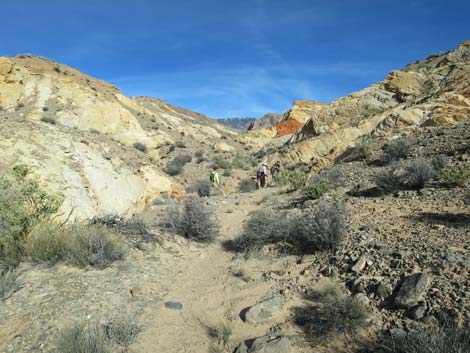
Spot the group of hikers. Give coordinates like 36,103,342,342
209,160,281,193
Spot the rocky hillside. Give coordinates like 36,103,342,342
218,117,257,130
247,113,283,131
0,55,239,220
271,41,470,171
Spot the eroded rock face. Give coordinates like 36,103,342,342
270,42,470,170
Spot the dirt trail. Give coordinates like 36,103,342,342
134,188,288,353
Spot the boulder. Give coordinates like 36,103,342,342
394,272,430,308
241,295,286,324
235,335,291,353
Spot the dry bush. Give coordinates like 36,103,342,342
375,323,470,353
162,197,220,242
25,224,66,265
0,269,19,300
239,178,256,193
294,281,368,338
382,139,410,163
188,180,212,197
64,224,126,269
375,157,446,191
439,165,470,187
132,142,148,153
235,200,348,254
166,154,192,175
56,321,111,353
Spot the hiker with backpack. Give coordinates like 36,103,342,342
256,163,268,189
210,166,225,195
270,161,281,185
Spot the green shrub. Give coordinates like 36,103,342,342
375,323,470,353
375,157,444,192
382,139,410,163
354,135,374,160
239,178,256,193
235,200,348,254
188,180,211,197
278,170,309,191
64,224,126,269
0,269,19,300
56,321,111,353
222,169,232,177
132,142,148,153
303,180,332,200
195,150,204,158
294,282,368,337
0,165,62,268
40,116,57,125
231,156,255,170
162,197,220,242
212,155,231,169
439,165,470,187
165,154,192,176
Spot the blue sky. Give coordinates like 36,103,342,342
1,0,469,118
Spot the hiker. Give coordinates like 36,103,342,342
270,161,281,184
210,166,225,195
256,163,268,189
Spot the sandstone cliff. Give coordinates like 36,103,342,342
0,55,235,219
275,41,470,170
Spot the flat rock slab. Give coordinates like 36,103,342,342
394,272,429,308
235,335,291,353
164,301,183,310
241,295,286,324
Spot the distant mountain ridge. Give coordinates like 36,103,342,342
217,117,257,130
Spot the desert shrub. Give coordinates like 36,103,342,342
375,323,470,353
375,157,444,192
382,139,410,163
132,142,148,153
222,169,232,177
40,116,57,125
231,156,255,170
162,197,219,242
294,282,368,337
239,178,256,193
24,224,66,265
278,170,309,191
294,200,348,251
165,154,192,176
314,167,345,187
64,224,126,269
236,200,348,254
439,165,470,187
195,150,204,158
104,314,140,347
464,190,470,205
235,210,295,253
212,155,231,169
196,156,207,164
0,269,19,300
56,321,111,353
303,180,332,200
0,165,62,268
353,135,374,160
89,215,154,247
188,180,211,197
